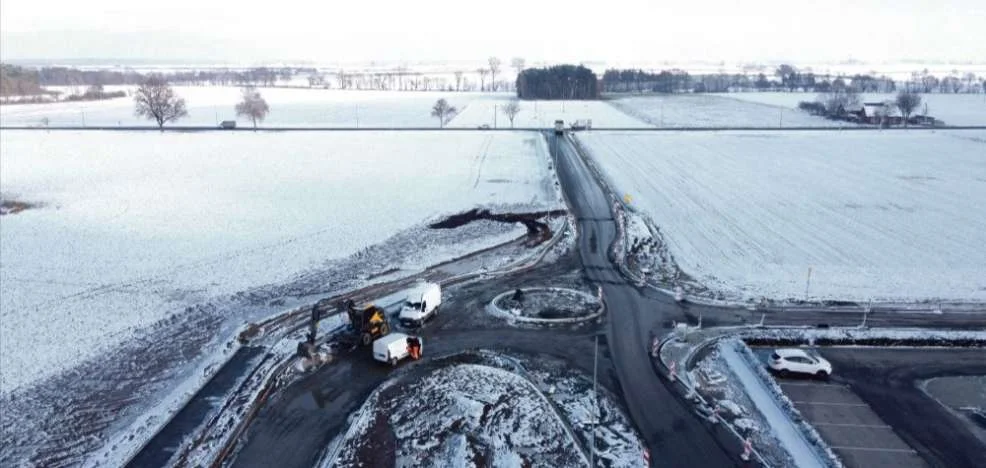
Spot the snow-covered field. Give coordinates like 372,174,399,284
579,130,986,302
0,130,560,393
450,97,651,128
0,86,502,127
729,92,986,126
608,94,840,128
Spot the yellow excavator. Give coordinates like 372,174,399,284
345,299,391,346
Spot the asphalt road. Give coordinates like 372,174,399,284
551,132,741,466
822,348,986,468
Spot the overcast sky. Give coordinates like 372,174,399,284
2,0,984,64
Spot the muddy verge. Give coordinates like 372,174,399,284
430,209,567,246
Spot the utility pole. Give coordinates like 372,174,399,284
805,266,813,301
493,104,498,128
355,104,359,128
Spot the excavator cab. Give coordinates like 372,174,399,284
345,299,391,346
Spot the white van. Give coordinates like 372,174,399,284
373,333,423,366
398,282,442,327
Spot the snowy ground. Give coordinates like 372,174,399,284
326,351,644,467
0,130,560,394
578,130,986,303
0,86,502,127
728,92,986,126
449,97,651,129
608,94,842,128
493,288,599,320
694,340,829,468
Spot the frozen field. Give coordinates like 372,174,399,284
0,86,501,128
0,130,560,393
579,130,986,302
729,92,986,126
450,97,651,128
608,94,839,128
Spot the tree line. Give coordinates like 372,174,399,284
602,64,985,94
516,65,599,100
6,58,532,94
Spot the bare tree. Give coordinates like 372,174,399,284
454,71,463,91
431,98,457,128
488,57,501,91
500,100,521,128
476,68,489,92
895,90,921,126
235,86,271,129
134,76,188,129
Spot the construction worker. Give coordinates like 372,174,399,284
407,336,421,360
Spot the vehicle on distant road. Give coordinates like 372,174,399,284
477,124,491,130
570,119,592,130
768,348,832,378
219,120,236,129
554,120,565,135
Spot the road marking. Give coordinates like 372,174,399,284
812,422,891,429
830,445,918,454
780,382,848,388
793,401,868,406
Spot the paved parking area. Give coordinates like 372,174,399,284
777,380,927,468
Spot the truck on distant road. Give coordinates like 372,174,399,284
554,120,565,135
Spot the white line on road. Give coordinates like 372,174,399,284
793,401,868,406
780,382,849,388
830,445,918,454
811,422,891,429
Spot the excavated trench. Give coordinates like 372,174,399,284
429,209,567,246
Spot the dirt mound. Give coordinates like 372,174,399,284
430,209,566,245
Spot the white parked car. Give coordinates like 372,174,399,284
398,282,442,327
768,348,832,378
